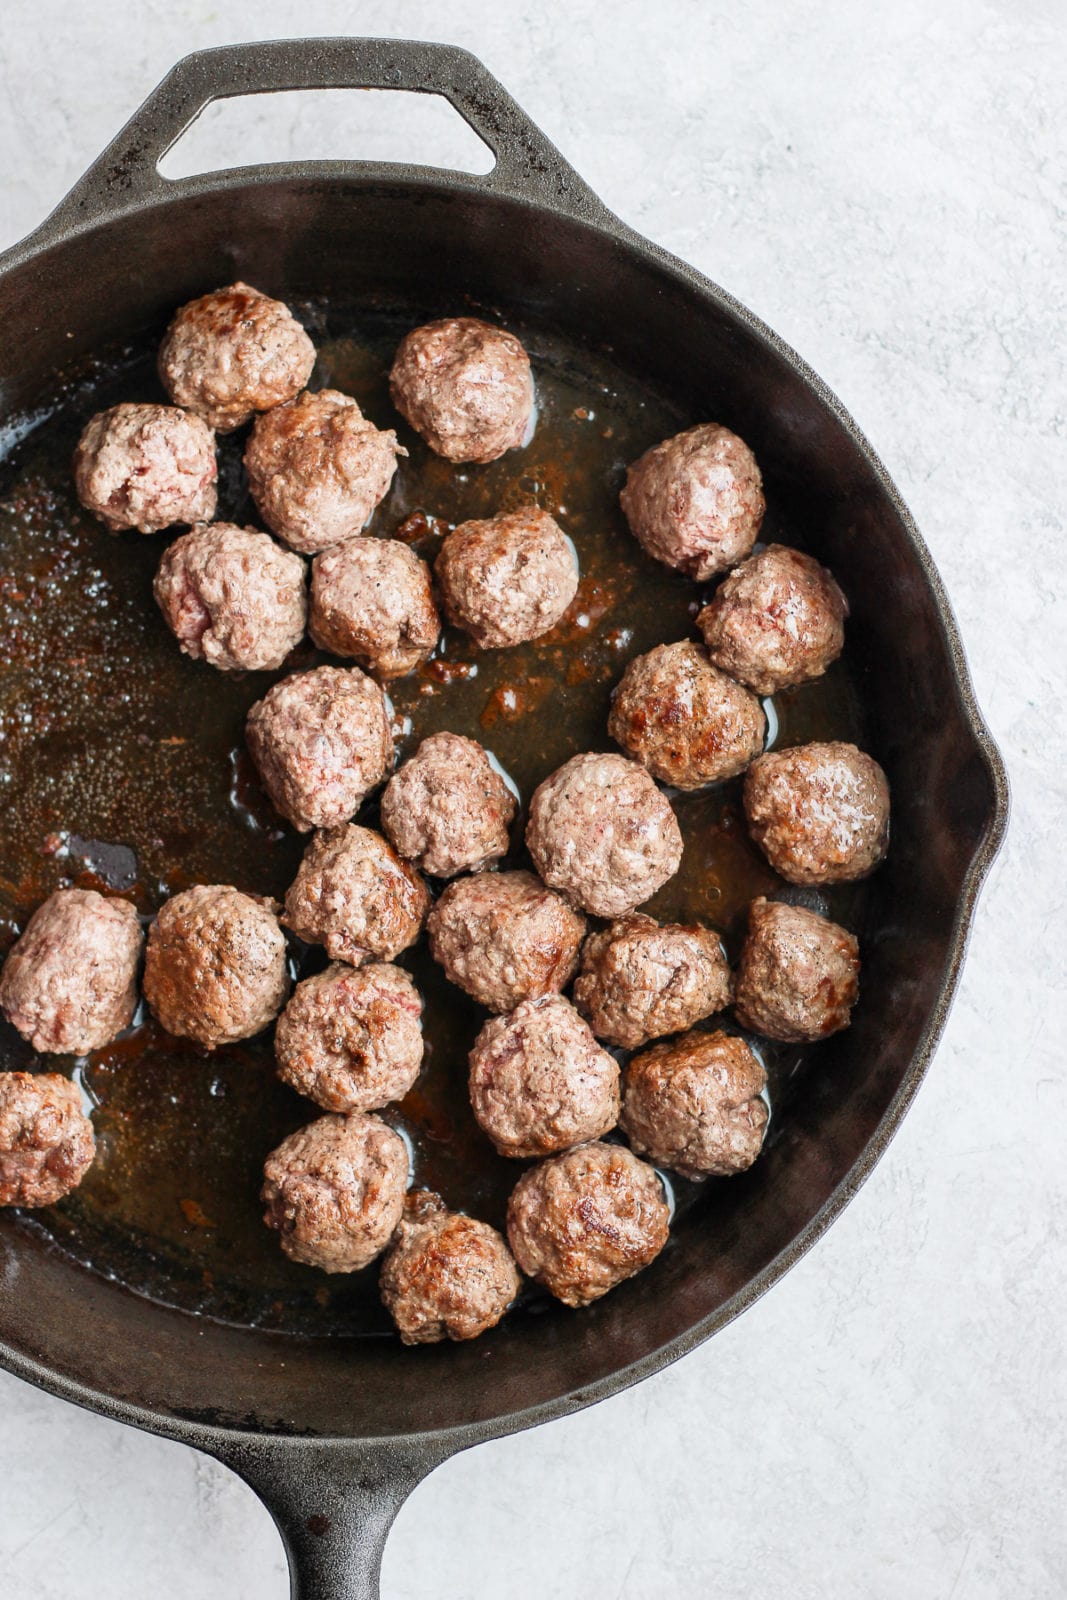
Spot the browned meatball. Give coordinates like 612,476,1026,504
283,825,430,966
275,962,423,1113
623,1030,767,1180
143,885,288,1049
380,733,517,879
0,1073,96,1207
73,403,217,534
608,640,766,789
427,871,586,1013
620,423,764,581
734,897,860,1042
526,751,683,918
245,389,405,554
744,742,890,885
507,1141,669,1307
246,666,393,833
153,522,307,672
468,996,620,1159
380,1190,521,1344
434,505,578,650
572,913,731,1049
261,1110,408,1273
0,889,142,1055
697,544,849,695
309,537,439,678
389,316,535,463
158,282,316,432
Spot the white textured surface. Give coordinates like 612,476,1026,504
1,2,1064,1595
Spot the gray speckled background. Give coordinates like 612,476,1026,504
1,2,1064,1595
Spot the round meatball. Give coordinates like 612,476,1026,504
526,751,683,918
245,388,405,554
621,1029,768,1180
468,996,620,1159
275,962,423,1112
0,1073,95,1207
283,825,429,966
0,889,142,1055
153,522,307,672
608,640,766,789
507,1141,669,1308
158,282,316,432
697,544,848,695
261,1111,408,1273
380,1190,521,1345
435,506,578,650
380,733,517,879
389,316,535,464
744,741,890,885
427,871,586,1013
310,537,439,678
143,885,288,1049
620,422,764,581
246,666,393,833
573,913,731,1050
73,403,217,534
734,897,860,1042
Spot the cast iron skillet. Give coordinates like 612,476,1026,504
0,37,1007,1598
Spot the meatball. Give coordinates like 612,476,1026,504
526,751,683,918
380,1190,521,1344
697,543,848,695
153,522,307,673
245,388,405,554
620,422,764,581
158,282,316,432
744,741,890,885
573,913,731,1050
608,640,766,789
0,1072,96,1207
73,403,217,535
389,316,535,463
427,870,586,1013
506,1141,669,1308
0,889,142,1055
310,537,439,678
246,666,393,833
621,1029,768,1180
434,506,578,650
143,885,288,1049
275,962,423,1113
261,1110,408,1273
734,897,860,1042
283,825,429,966
468,996,620,1159
380,733,517,879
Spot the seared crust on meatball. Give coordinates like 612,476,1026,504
0,889,142,1055
153,522,307,672
428,871,586,1013
734,897,860,1042
389,316,535,464
435,506,578,650
468,996,620,1159
73,403,217,534
697,544,848,695
283,825,429,966
380,732,517,879
526,751,683,918
506,1141,669,1307
0,1072,96,1207
621,1029,768,1180
275,962,423,1112
246,665,394,833
573,913,731,1050
380,1190,521,1344
620,423,764,581
744,742,890,885
261,1111,408,1273
159,282,316,432
310,537,439,678
608,640,766,789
